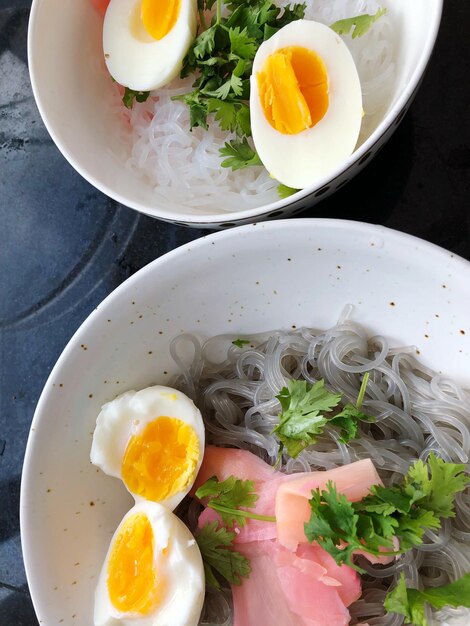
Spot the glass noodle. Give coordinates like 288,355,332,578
170,307,470,626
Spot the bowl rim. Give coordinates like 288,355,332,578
28,0,443,224
20,217,470,622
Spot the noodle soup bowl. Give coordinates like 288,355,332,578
21,220,470,625
28,0,442,227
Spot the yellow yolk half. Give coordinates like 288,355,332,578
121,416,200,502
107,512,163,614
257,46,329,135
141,0,181,40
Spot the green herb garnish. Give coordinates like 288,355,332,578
179,0,306,169
330,7,387,39
195,521,251,588
277,184,300,199
273,374,372,458
219,138,263,170
232,338,251,348
122,87,151,109
196,475,276,527
384,571,470,626
304,454,468,572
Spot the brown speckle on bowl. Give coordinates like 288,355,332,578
88,394,93,399
389,301,396,306
460,330,466,335
424,334,429,339
89,501,95,507
80,344,87,351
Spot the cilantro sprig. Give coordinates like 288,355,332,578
273,374,373,459
331,8,387,39
196,475,276,527
384,571,470,626
304,454,468,572
195,521,251,588
195,474,273,588
178,0,307,173
122,87,150,109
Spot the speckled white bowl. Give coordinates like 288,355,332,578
28,0,442,228
21,219,470,624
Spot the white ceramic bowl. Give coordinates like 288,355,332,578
20,219,470,624
28,0,442,228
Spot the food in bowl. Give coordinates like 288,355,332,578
92,0,396,209
90,313,470,626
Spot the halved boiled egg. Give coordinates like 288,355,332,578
103,0,197,91
94,501,204,626
90,385,204,509
250,20,363,189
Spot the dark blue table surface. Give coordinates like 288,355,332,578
1,1,469,624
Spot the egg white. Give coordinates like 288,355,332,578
249,19,363,189
90,385,205,510
103,0,197,91
94,501,205,626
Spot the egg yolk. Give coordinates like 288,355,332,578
257,46,329,135
140,0,181,40
122,416,200,502
107,513,163,614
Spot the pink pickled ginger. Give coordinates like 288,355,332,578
275,459,382,551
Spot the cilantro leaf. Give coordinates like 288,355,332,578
232,338,251,348
195,522,251,588
273,380,342,458
193,24,219,59
277,184,299,199
219,138,262,170
330,8,387,39
273,375,374,455
405,454,468,519
122,87,151,109
229,26,258,60
276,2,306,28
196,475,259,527
304,454,468,572
384,572,470,626
173,92,209,130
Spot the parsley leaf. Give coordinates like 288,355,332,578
219,138,262,170
384,572,470,626
331,7,387,39
122,87,151,109
304,454,468,572
195,522,251,589
232,338,251,348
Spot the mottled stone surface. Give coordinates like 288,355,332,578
0,1,469,625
